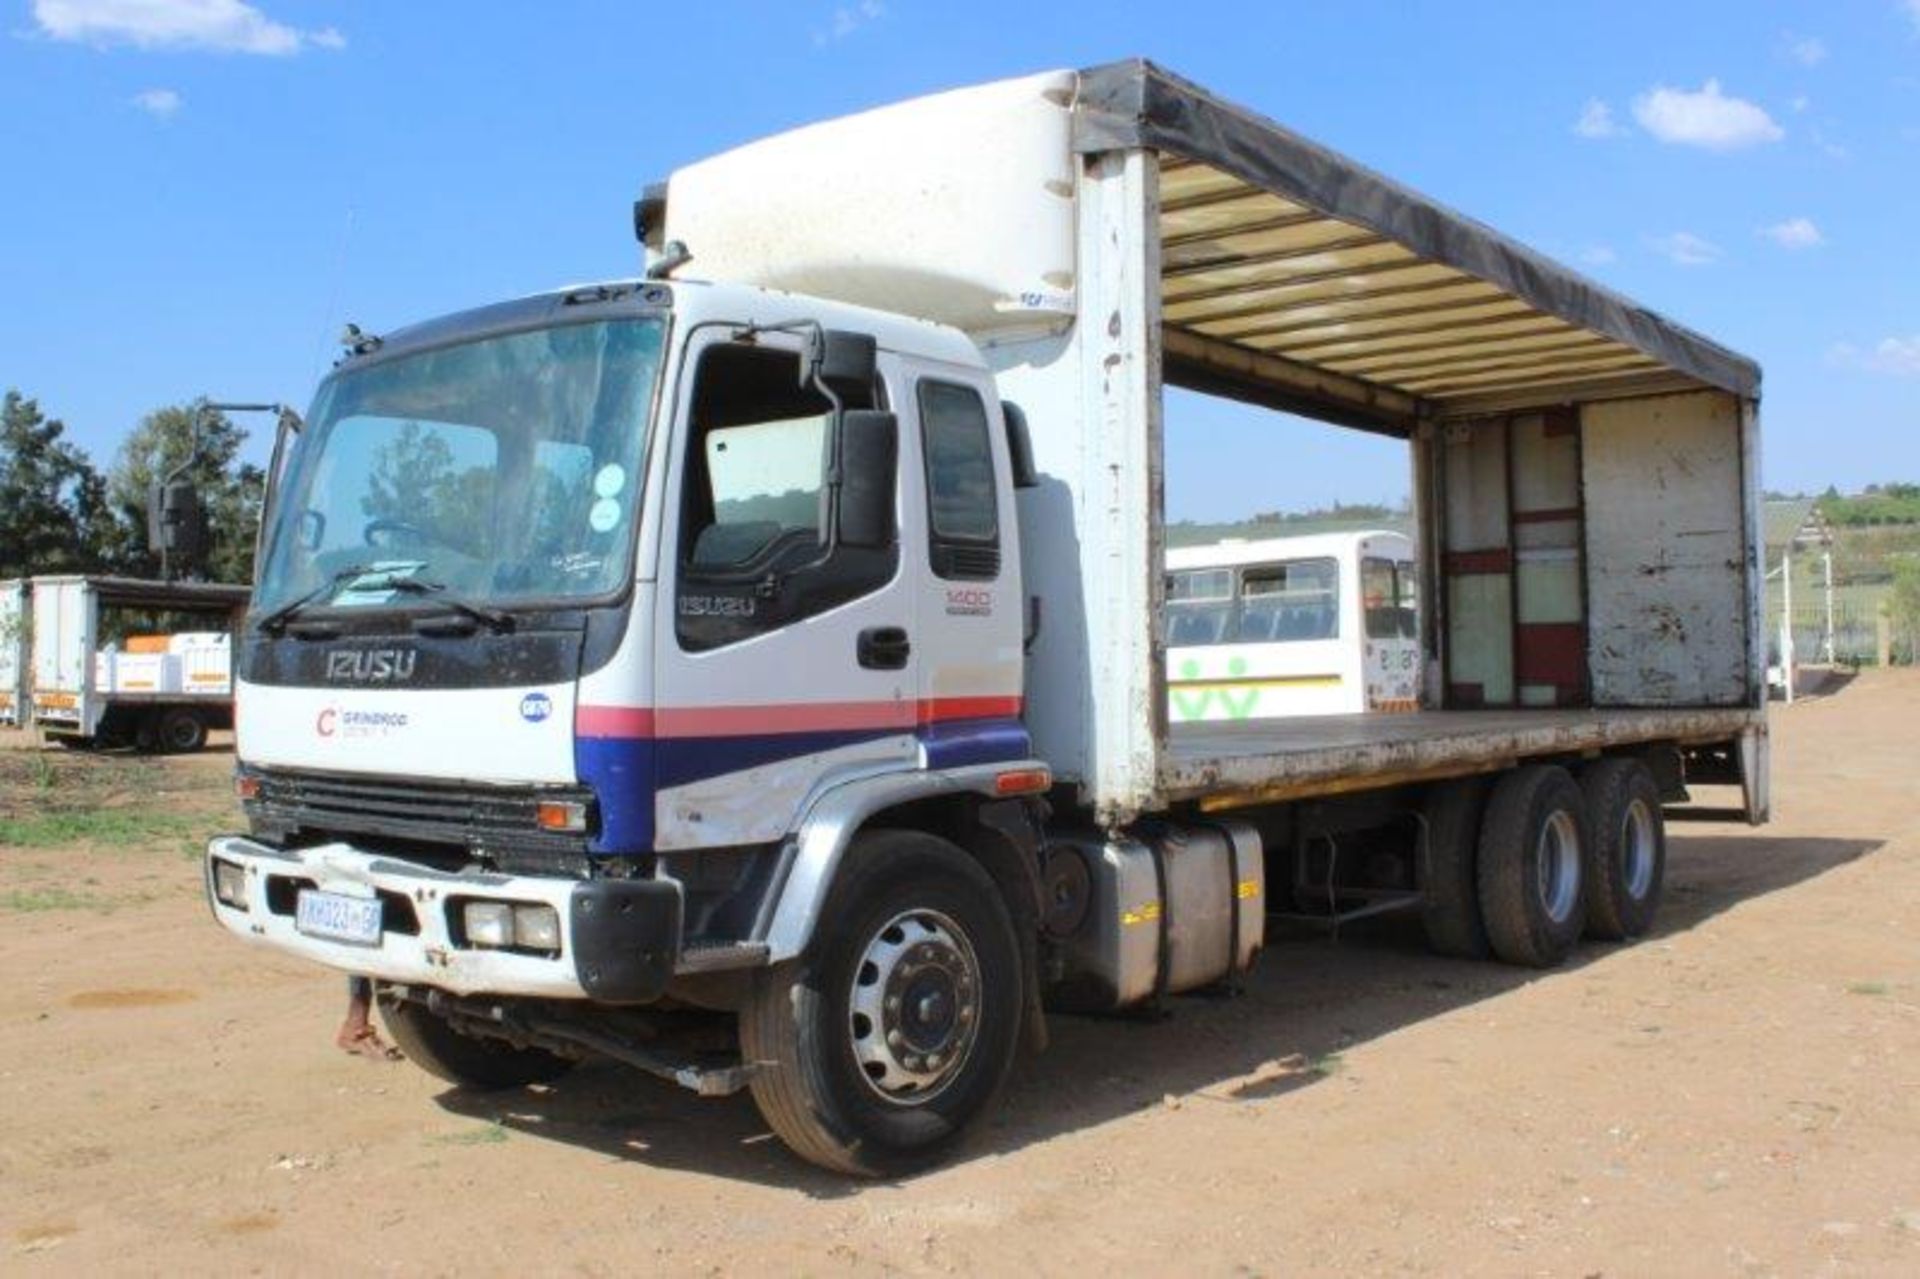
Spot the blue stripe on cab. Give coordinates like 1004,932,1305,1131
917,717,1032,769
577,734,654,855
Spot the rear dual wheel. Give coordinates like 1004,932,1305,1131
1578,758,1666,940
1476,765,1589,968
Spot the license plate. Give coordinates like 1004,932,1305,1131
295,889,384,946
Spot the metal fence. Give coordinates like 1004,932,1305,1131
1770,595,1915,666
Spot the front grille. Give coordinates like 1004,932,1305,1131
247,767,593,864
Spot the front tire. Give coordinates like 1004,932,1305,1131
379,993,575,1089
739,829,1022,1177
1476,766,1589,968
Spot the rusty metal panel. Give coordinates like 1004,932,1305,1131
1583,391,1749,706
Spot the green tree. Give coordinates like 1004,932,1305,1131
106,404,264,583
0,390,112,577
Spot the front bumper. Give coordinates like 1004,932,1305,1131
204,836,681,1003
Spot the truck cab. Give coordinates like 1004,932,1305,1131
209,280,1055,1169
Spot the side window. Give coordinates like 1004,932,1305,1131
675,340,894,651
1363,556,1419,639
1166,567,1235,647
918,380,1000,580
1241,558,1338,642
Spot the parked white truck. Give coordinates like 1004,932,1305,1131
0,579,26,728
30,575,247,751
205,63,1767,1174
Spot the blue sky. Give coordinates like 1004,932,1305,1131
2,1,1917,521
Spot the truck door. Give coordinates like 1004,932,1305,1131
906,370,1028,764
650,328,919,851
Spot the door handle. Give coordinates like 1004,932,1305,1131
857,626,911,670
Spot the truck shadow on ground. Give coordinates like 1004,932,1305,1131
435,830,1879,1194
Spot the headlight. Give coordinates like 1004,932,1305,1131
212,859,248,909
462,900,561,953
512,904,561,951
463,901,514,948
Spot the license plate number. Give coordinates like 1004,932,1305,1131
296,889,384,946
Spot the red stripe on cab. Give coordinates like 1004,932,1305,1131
575,705,657,738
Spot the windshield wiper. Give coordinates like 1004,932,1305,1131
253,563,379,634
384,578,516,633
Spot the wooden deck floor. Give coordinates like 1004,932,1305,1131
1162,706,1760,804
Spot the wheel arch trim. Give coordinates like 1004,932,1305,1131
761,762,1048,963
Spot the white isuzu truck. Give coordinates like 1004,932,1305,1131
205,62,1767,1175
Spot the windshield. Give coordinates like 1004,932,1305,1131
253,317,666,618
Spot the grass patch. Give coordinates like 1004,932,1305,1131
430,1122,510,1147
0,808,215,849
1311,1052,1346,1078
2,887,107,913
1847,981,1890,997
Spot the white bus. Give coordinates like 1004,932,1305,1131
1166,531,1420,722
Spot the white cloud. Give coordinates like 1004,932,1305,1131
1790,94,1811,113
1631,79,1784,151
32,0,345,55
1785,35,1828,67
1906,1,1920,35
130,86,180,118
814,0,885,45
1760,217,1825,249
1830,336,1920,376
1648,231,1723,267
1573,98,1627,139
1580,245,1618,266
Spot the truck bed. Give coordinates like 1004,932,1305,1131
1162,707,1761,806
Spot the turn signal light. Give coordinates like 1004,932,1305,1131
235,775,262,801
534,799,590,833
993,767,1052,796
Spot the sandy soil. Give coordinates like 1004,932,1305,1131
2,676,1917,1276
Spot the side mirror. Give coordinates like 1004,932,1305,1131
837,410,897,551
148,479,207,560
1003,401,1039,489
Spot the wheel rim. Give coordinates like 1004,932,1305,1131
168,721,197,749
847,908,981,1106
1620,798,1656,900
1535,810,1581,923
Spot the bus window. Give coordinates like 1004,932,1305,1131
1240,558,1337,642
1167,568,1234,646
1364,557,1418,639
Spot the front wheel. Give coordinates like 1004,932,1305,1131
379,993,575,1089
739,829,1023,1177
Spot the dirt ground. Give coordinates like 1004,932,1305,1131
2,678,1917,1277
